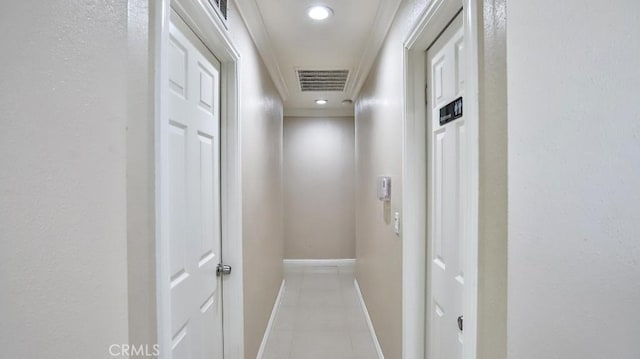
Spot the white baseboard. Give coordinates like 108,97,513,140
256,279,286,359
354,279,385,359
283,258,356,267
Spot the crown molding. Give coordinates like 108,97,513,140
344,0,403,100
284,107,355,118
233,0,289,101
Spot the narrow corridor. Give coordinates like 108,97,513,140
4,1,640,359
261,264,379,359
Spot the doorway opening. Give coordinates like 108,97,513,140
402,0,480,358
154,1,243,358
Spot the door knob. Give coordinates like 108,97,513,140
457,315,463,331
216,264,232,276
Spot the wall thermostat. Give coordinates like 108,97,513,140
377,176,391,201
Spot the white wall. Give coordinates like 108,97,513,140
355,1,429,357
507,1,640,357
0,1,129,358
229,2,285,358
0,2,285,359
284,116,355,259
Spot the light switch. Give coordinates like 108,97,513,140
394,212,400,236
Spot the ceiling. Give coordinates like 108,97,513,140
236,0,402,116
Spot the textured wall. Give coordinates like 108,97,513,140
230,2,285,357
0,1,130,358
284,116,355,259
126,0,158,353
507,0,640,357
0,2,285,359
355,1,428,357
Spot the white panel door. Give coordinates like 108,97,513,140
426,13,466,359
163,13,223,359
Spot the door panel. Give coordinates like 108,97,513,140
427,13,465,359
164,12,223,359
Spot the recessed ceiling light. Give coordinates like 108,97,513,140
315,99,328,105
307,5,333,21
342,99,353,105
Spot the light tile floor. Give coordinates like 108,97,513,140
261,264,379,359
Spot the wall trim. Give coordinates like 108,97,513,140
256,280,286,359
233,0,289,101
283,259,356,267
402,0,480,358
354,279,385,359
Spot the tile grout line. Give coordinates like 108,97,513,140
264,260,378,359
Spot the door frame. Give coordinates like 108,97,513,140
401,0,480,358
153,0,244,358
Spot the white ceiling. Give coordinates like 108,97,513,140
236,0,402,116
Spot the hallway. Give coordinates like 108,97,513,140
261,264,379,359
2,0,640,359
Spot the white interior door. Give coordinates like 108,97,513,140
426,13,466,359
162,12,223,359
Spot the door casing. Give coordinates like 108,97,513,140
153,0,244,358
401,0,480,358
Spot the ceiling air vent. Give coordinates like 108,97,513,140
297,70,349,92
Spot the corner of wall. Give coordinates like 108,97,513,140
476,0,508,358
126,0,159,351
